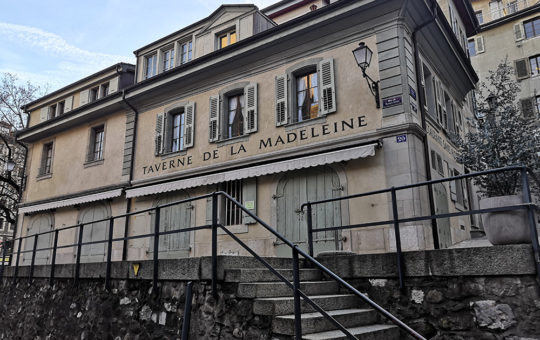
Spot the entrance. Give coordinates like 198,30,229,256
151,191,191,257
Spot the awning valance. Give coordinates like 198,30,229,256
126,143,377,199
19,188,123,214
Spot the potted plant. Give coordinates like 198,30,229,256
455,60,540,245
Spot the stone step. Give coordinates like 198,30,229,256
302,324,399,340
225,268,322,283
254,294,360,316
273,308,379,336
238,281,339,298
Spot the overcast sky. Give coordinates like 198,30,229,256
0,0,276,92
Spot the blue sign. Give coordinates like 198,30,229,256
409,86,417,100
396,135,407,143
383,96,402,108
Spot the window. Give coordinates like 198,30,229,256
468,39,476,56
431,150,437,171
155,103,194,155
218,30,237,49
181,41,192,64
100,83,109,98
520,97,538,118
223,180,243,226
476,11,483,24
507,1,518,14
530,55,540,76
536,96,540,116
48,104,57,120
208,84,258,142
89,87,99,102
524,17,540,39
57,101,65,115
490,0,503,20
275,58,336,126
437,154,444,176
88,125,105,162
163,48,175,71
205,178,256,227
39,142,53,176
145,54,157,79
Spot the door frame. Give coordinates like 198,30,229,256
23,212,54,265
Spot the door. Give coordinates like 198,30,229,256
275,166,342,257
79,202,109,262
152,191,191,257
23,213,53,265
433,183,452,248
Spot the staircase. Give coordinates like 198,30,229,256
225,265,400,340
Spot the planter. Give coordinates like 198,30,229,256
479,195,531,245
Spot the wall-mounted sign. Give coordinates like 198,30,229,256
409,86,417,100
411,102,417,113
244,201,255,210
383,96,402,108
396,135,407,143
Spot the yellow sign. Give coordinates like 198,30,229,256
133,263,140,276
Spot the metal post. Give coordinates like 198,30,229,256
75,224,84,285
50,230,59,286
0,243,6,281
181,281,194,340
306,203,314,258
105,217,114,290
211,193,218,299
391,188,405,292
14,237,21,281
153,208,161,296
292,247,303,339
521,168,540,287
29,234,38,283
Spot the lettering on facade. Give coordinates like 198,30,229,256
427,125,457,157
382,96,402,108
142,116,367,175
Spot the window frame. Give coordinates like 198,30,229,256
529,54,540,77
155,102,195,156
86,124,106,164
180,40,193,65
48,104,57,120
162,46,175,72
224,90,245,140
292,67,319,124
475,10,483,25
38,142,54,177
217,29,237,50
145,53,158,79
523,17,540,39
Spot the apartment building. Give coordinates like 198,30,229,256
469,0,540,117
14,0,478,266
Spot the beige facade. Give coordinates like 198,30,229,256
14,0,478,266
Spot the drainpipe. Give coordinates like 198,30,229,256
120,89,139,260
411,0,440,249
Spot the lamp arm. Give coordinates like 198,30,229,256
362,69,381,109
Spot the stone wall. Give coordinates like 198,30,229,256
0,278,271,340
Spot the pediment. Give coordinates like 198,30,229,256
199,5,255,34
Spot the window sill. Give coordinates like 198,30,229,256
216,135,249,147
284,115,327,131
218,224,248,235
36,173,52,181
84,159,104,168
161,150,188,160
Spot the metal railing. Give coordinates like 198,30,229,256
302,165,540,292
0,191,425,339
481,0,536,24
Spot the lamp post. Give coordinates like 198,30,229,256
352,42,381,109
486,93,497,111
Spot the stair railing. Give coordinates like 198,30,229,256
301,165,540,292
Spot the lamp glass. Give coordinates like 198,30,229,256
6,160,15,172
352,42,373,71
486,94,496,111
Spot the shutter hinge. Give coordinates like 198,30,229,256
332,185,344,191
272,194,283,200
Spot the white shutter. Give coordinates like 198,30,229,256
514,23,525,41
64,96,73,113
109,76,119,94
40,107,48,122
275,75,288,126
319,58,337,115
184,103,195,148
244,83,258,134
475,36,485,54
79,89,89,106
209,95,220,142
154,113,164,156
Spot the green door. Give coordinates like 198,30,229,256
79,202,109,262
433,183,452,248
152,191,191,257
275,166,342,257
23,214,53,265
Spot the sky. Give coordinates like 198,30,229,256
0,0,276,92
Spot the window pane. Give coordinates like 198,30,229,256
220,35,228,48
227,94,244,138
230,32,237,44
525,21,534,38
530,56,539,76
468,40,476,56
534,19,540,36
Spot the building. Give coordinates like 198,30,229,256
0,121,19,252
468,0,540,117
14,0,478,266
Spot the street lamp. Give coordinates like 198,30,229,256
5,159,15,173
352,42,380,108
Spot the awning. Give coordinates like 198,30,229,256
19,188,123,214
126,143,377,199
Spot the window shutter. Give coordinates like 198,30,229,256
205,187,218,226
475,36,485,54
520,98,535,118
87,129,96,162
244,83,258,134
319,58,337,115
241,178,257,224
64,96,74,113
275,74,288,126
40,107,48,122
154,113,164,156
514,23,525,41
184,103,195,148
109,76,119,94
208,95,220,142
79,89,89,106
514,58,530,80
